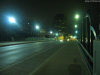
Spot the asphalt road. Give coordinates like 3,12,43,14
0,41,65,75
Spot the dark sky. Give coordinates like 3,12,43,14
0,0,86,31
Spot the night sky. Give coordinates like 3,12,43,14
0,0,86,32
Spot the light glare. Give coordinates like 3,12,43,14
60,40,63,42
75,31,78,34
73,36,77,39
56,33,58,36
9,17,16,23
50,31,53,34
36,25,40,30
75,25,78,28
67,39,70,41
75,14,79,19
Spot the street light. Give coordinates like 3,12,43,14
55,33,58,36
73,36,77,39
8,16,16,41
50,31,53,34
8,17,16,24
35,25,40,30
75,30,78,34
75,14,80,19
75,25,78,28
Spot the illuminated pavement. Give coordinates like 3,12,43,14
0,41,90,75
0,41,64,75
32,41,91,75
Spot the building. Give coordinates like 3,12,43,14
53,14,66,34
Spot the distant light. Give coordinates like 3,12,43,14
67,39,70,41
60,40,63,42
56,33,58,36
75,25,78,28
73,36,77,39
28,22,30,24
50,31,53,34
75,14,79,19
70,35,73,38
75,30,78,34
8,17,16,23
35,25,40,30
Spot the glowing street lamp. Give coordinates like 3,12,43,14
8,16,16,41
50,31,53,34
75,25,78,28
8,17,16,24
73,36,77,39
35,25,40,30
55,33,58,36
75,14,80,19
75,30,78,34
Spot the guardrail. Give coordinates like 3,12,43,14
78,41,93,75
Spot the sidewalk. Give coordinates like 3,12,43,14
30,41,91,75
93,40,100,75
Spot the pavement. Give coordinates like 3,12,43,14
31,41,91,75
0,41,91,75
93,40,100,75
0,41,63,75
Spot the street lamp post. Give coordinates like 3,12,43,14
35,25,40,37
74,14,80,39
8,16,16,41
